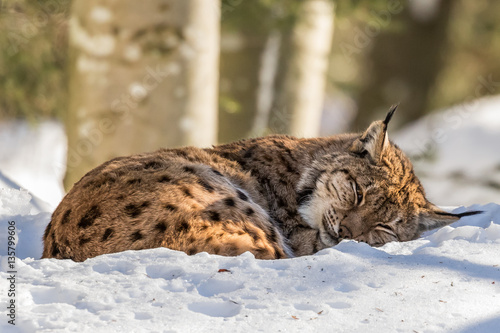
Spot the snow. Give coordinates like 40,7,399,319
0,195,499,332
394,95,500,206
1,99,500,332
0,120,66,210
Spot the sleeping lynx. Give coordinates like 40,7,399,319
42,106,478,261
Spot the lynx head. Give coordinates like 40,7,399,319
297,105,480,247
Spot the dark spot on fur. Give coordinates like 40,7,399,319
266,228,278,243
182,187,194,198
155,221,167,232
244,225,260,242
183,166,196,174
177,221,191,233
83,176,116,189
273,218,285,228
224,197,235,207
188,247,197,255
245,208,255,216
79,238,91,246
117,195,125,200
285,208,298,218
164,204,178,212
200,225,209,231
102,228,114,241
176,150,189,158
274,248,283,259
51,244,60,257
255,247,269,256
188,236,196,243
206,236,213,243
354,149,369,158
144,161,164,170
78,205,101,228
198,179,215,192
131,231,143,242
237,190,248,201
213,245,221,254
263,155,273,163
244,146,256,158
219,152,231,159
211,168,224,177
278,154,295,173
207,211,220,222
61,209,72,225
277,197,286,208
127,178,142,185
227,246,239,256
125,201,150,218
158,175,171,183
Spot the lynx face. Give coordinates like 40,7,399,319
298,107,477,247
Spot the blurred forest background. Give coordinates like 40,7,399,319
1,0,500,190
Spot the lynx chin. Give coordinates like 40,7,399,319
42,106,479,261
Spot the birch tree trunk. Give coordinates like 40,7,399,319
280,0,334,138
65,0,219,189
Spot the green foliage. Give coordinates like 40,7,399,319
0,0,70,121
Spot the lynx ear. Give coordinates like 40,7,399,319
350,105,398,163
417,204,482,233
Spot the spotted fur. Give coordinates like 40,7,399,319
42,106,478,261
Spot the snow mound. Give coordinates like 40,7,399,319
0,120,66,209
0,189,51,261
0,188,32,216
429,222,500,245
394,95,500,206
1,202,499,332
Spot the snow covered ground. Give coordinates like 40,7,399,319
1,98,500,332
0,193,499,332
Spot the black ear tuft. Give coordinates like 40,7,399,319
435,210,483,218
418,207,483,234
383,104,399,126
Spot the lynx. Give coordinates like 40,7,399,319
42,106,478,261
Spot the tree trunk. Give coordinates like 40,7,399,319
353,0,455,130
218,32,267,144
278,0,334,138
250,30,281,137
65,0,219,189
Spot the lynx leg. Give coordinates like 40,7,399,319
159,213,287,259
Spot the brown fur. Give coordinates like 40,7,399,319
42,107,473,261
